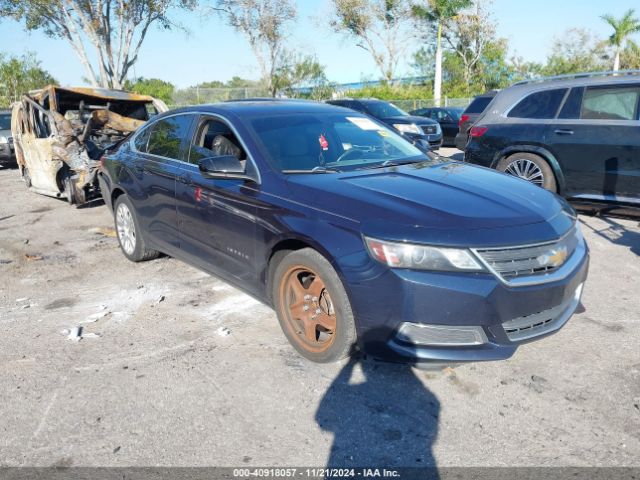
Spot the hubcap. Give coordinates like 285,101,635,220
280,266,337,353
116,203,136,255
505,159,544,186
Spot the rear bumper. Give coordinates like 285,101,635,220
343,243,589,366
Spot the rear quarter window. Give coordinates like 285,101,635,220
508,88,567,119
464,96,493,114
580,85,640,120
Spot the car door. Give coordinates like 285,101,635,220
434,109,458,143
175,114,260,283
548,84,640,199
130,113,195,253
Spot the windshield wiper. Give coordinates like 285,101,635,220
282,166,342,174
356,158,426,170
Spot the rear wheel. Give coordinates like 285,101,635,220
114,195,159,262
271,248,356,363
497,153,557,192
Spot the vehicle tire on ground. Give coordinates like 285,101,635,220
114,195,159,262
271,248,357,363
63,176,76,205
497,152,557,192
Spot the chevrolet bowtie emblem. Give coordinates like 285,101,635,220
538,247,568,268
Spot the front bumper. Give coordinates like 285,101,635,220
405,132,443,151
342,245,589,366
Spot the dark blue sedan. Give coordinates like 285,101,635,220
98,100,589,365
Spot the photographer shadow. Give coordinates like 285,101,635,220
315,331,440,474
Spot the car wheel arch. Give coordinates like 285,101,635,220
111,187,126,208
492,145,566,194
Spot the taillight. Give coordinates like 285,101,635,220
459,114,469,127
469,126,488,138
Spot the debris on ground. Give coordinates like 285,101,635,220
91,227,117,238
24,254,43,261
216,326,231,337
81,311,109,324
61,326,101,341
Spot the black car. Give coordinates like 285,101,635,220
326,98,442,151
410,107,464,147
0,110,14,165
98,100,588,366
454,91,497,151
464,71,640,207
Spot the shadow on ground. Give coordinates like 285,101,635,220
579,215,640,256
316,353,440,470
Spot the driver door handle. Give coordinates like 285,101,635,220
554,129,574,135
178,174,193,186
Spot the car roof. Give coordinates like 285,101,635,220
169,99,354,116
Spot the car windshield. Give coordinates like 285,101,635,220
0,114,11,130
249,112,427,173
362,101,408,118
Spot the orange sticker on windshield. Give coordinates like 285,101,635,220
319,134,329,150
377,130,389,137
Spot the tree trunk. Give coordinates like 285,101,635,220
434,21,443,108
613,50,620,71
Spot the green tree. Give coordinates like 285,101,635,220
601,9,640,71
543,28,608,75
124,77,175,103
0,52,57,107
0,0,196,89
272,52,327,96
329,0,413,82
412,0,472,106
620,40,640,69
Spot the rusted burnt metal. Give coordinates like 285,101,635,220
11,85,168,205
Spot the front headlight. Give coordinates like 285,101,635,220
364,236,485,272
0,136,7,144
393,123,421,135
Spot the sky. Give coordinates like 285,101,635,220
0,0,636,89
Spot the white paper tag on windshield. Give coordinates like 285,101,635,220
347,116,380,130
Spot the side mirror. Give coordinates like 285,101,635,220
198,155,245,179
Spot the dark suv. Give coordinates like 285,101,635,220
464,72,640,207
0,110,14,164
326,98,442,151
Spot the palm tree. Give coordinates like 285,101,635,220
601,9,640,71
413,0,471,106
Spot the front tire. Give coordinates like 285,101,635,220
114,195,159,262
497,153,557,192
271,248,357,363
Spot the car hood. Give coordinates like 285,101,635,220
382,115,438,126
284,160,574,247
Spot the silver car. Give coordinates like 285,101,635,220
0,110,15,165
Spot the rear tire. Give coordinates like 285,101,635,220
114,195,159,262
271,248,357,363
497,153,557,192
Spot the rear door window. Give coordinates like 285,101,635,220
558,87,584,119
464,96,493,114
508,89,568,119
580,85,640,120
146,114,193,160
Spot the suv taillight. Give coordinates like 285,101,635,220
469,126,488,138
459,114,469,127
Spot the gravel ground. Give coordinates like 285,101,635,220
0,156,639,468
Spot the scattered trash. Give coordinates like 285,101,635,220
61,326,100,341
113,446,121,454
67,326,82,342
20,304,31,310
216,326,231,337
91,227,117,238
23,239,29,244
156,295,165,304
16,298,29,302
81,311,109,323
24,254,43,261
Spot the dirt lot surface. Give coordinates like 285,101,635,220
1,157,639,468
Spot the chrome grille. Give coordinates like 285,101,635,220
474,227,581,281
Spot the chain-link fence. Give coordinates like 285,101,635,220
168,87,472,111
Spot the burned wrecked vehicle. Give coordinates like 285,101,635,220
11,86,167,205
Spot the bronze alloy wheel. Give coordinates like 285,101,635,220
279,265,337,354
